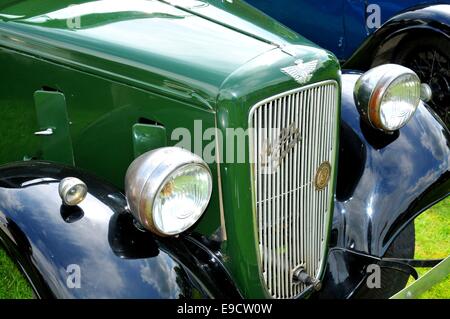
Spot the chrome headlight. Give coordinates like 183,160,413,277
125,147,212,236
354,64,421,131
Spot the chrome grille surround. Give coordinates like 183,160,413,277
248,80,339,299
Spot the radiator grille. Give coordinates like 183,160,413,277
249,81,338,299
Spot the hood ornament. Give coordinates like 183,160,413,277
281,59,318,84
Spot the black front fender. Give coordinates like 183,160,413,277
0,162,240,299
334,72,450,256
344,4,450,70
315,72,450,298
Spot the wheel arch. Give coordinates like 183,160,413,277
0,161,240,299
332,72,450,257
314,72,450,299
344,4,450,70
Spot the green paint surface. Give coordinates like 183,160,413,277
0,0,344,298
34,90,74,165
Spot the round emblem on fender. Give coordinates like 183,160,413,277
315,162,331,190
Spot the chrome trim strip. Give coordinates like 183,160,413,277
214,115,227,241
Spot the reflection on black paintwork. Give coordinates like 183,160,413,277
60,205,84,223
336,122,366,201
334,74,450,259
359,120,399,150
0,162,201,298
108,212,159,259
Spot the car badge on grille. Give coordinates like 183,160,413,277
315,161,332,190
281,59,319,84
260,122,302,173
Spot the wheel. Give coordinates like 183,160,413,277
393,33,450,127
354,222,415,299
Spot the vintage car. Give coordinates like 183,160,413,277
246,0,450,127
0,0,449,299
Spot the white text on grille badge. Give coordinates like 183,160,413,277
260,123,302,174
281,59,318,84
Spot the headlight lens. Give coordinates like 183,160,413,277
378,74,421,131
354,64,421,131
153,164,212,235
125,147,212,236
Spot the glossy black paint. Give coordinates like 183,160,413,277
313,248,378,299
0,162,241,299
314,72,450,298
344,4,450,70
336,72,449,256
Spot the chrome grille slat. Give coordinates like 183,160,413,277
250,81,338,299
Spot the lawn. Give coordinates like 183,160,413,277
0,248,33,299
0,197,448,299
409,197,450,299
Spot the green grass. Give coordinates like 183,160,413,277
0,248,33,299
408,197,450,299
0,198,448,299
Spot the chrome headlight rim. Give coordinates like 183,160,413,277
354,64,421,132
125,147,212,237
